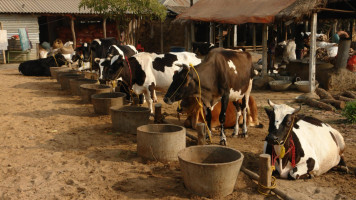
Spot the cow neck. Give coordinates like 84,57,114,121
121,56,133,87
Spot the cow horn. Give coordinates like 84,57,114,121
293,105,302,114
267,99,275,107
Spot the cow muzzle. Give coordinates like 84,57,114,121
265,134,279,145
163,96,173,105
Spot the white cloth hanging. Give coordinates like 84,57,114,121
0,30,8,50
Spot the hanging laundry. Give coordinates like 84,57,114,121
18,28,31,51
0,30,8,50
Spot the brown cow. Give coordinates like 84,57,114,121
164,48,254,145
181,96,262,130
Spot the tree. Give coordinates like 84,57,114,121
79,0,167,44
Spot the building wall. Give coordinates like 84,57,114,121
0,14,39,63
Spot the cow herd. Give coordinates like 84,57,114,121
17,38,348,180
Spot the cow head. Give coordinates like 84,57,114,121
54,53,67,66
75,43,91,62
102,56,125,81
264,100,301,145
164,64,196,105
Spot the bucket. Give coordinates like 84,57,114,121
137,124,186,162
91,92,127,115
170,46,185,52
80,84,112,104
56,69,78,82
50,67,63,79
178,145,244,198
110,106,150,134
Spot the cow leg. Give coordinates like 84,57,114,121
205,106,212,140
143,90,154,114
219,95,229,146
240,96,249,137
289,158,319,180
232,101,242,137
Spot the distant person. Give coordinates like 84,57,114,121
295,24,305,60
332,30,350,43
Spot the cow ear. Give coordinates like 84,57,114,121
264,107,273,119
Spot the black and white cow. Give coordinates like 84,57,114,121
19,53,67,76
77,38,118,72
98,44,138,80
163,48,254,145
102,52,201,112
264,100,348,179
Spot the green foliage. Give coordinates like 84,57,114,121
79,0,167,21
342,100,356,123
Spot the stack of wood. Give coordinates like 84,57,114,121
316,48,329,62
299,88,356,111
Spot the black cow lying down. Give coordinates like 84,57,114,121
19,53,67,76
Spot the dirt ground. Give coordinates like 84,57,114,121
0,64,355,200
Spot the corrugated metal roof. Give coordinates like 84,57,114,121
0,0,95,14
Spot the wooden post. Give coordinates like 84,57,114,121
258,154,272,195
219,25,223,47
185,25,188,52
253,23,256,52
262,24,268,76
210,22,214,44
304,20,309,32
309,13,317,93
160,21,164,53
103,18,107,38
154,103,164,123
116,20,121,42
233,25,238,47
0,22,6,64
70,17,76,48
196,123,206,145
227,26,231,48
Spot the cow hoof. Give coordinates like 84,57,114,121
238,133,248,138
220,139,227,146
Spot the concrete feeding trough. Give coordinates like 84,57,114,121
50,67,63,79
80,84,112,104
91,92,127,115
54,68,77,82
110,106,150,134
178,145,244,198
59,74,84,91
137,124,186,162
69,78,98,96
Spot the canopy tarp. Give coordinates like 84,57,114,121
177,0,296,24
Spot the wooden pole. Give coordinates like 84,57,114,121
309,13,317,93
154,103,164,123
262,24,268,76
219,25,223,47
241,166,295,200
258,154,272,195
160,21,164,53
103,18,107,38
196,123,206,145
227,26,231,48
253,24,256,52
70,17,76,49
210,22,214,44
0,22,6,64
185,24,188,52
233,25,238,47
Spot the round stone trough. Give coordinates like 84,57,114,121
50,67,63,79
137,124,186,162
110,106,150,134
80,84,112,104
178,145,244,198
59,74,84,91
91,92,127,115
69,78,98,96
56,70,78,83
54,68,77,82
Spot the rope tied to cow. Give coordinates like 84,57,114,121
53,55,59,67
189,63,212,144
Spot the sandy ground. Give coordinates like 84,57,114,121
0,64,355,200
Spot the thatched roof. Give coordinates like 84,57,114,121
276,0,327,21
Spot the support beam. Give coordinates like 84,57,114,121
262,24,268,76
227,26,231,48
259,154,272,195
160,22,164,53
233,25,238,47
253,24,256,52
210,22,214,44
0,22,6,64
103,18,107,38
219,25,223,47
309,12,317,93
70,17,76,48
